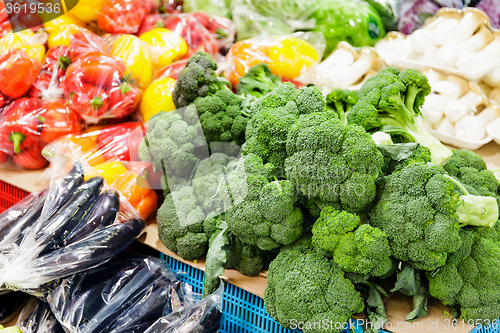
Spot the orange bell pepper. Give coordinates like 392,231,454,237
66,133,107,166
92,161,158,219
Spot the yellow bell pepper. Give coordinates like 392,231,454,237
68,0,104,22
266,36,319,80
88,160,128,184
140,77,177,121
0,31,45,63
43,13,87,49
139,28,188,70
110,35,154,90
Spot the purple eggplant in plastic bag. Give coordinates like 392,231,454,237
47,256,190,333
16,298,65,333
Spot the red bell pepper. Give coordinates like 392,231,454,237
97,0,147,34
137,14,165,36
0,2,11,36
65,52,126,89
67,83,110,120
69,31,104,61
11,140,47,169
43,45,71,78
0,98,42,154
0,93,5,108
96,122,145,161
0,49,41,99
153,59,186,80
107,82,141,119
38,99,83,144
0,150,8,164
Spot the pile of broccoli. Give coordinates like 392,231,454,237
152,59,500,329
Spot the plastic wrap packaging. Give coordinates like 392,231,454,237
224,32,325,87
0,98,83,170
297,41,384,93
62,51,142,124
44,122,159,219
47,255,192,333
143,283,224,333
231,5,293,41
97,0,157,34
16,298,65,333
137,12,235,58
182,0,231,18
0,30,46,104
0,153,146,295
0,292,29,324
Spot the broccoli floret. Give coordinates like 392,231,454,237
370,162,499,271
264,236,364,333
427,225,500,322
444,150,500,216
284,111,383,213
242,83,326,170
173,51,230,108
376,142,432,175
139,111,204,179
326,89,359,124
353,68,451,165
193,89,248,155
312,207,393,277
226,236,269,276
225,155,304,251
157,186,208,260
236,63,281,99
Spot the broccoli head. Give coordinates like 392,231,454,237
444,149,500,215
138,111,205,178
284,111,383,213
312,207,393,277
157,186,208,261
326,89,359,124
427,225,500,322
236,63,282,99
191,89,248,156
376,142,432,176
242,83,326,170
370,162,499,271
264,236,364,333
226,236,269,276
224,154,304,251
173,51,230,108
352,67,451,165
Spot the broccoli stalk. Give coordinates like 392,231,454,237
325,89,358,125
444,175,499,228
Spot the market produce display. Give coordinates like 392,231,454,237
1,1,500,332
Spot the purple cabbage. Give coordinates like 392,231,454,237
475,0,500,28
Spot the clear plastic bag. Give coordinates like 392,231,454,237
97,0,156,34
143,283,224,333
0,292,29,324
62,51,142,124
16,298,65,333
0,98,83,170
224,32,325,86
231,5,292,41
0,154,146,294
47,255,191,333
43,123,158,219
0,30,46,103
137,12,235,58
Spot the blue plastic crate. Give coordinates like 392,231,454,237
159,253,499,333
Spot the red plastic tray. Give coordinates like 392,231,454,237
0,180,29,213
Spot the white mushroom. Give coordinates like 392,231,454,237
444,82,489,123
456,31,500,72
436,117,456,136
422,94,450,124
434,9,490,46
489,88,500,105
483,67,500,87
455,105,500,141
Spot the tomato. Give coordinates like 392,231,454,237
0,49,41,99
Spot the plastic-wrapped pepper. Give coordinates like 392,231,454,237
139,28,188,70
140,77,177,121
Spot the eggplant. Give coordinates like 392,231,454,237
18,299,66,333
34,218,145,282
0,291,29,323
0,193,39,232
37,177,103,256
63,190,120,246
0,192,46,251
43,162,84,221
